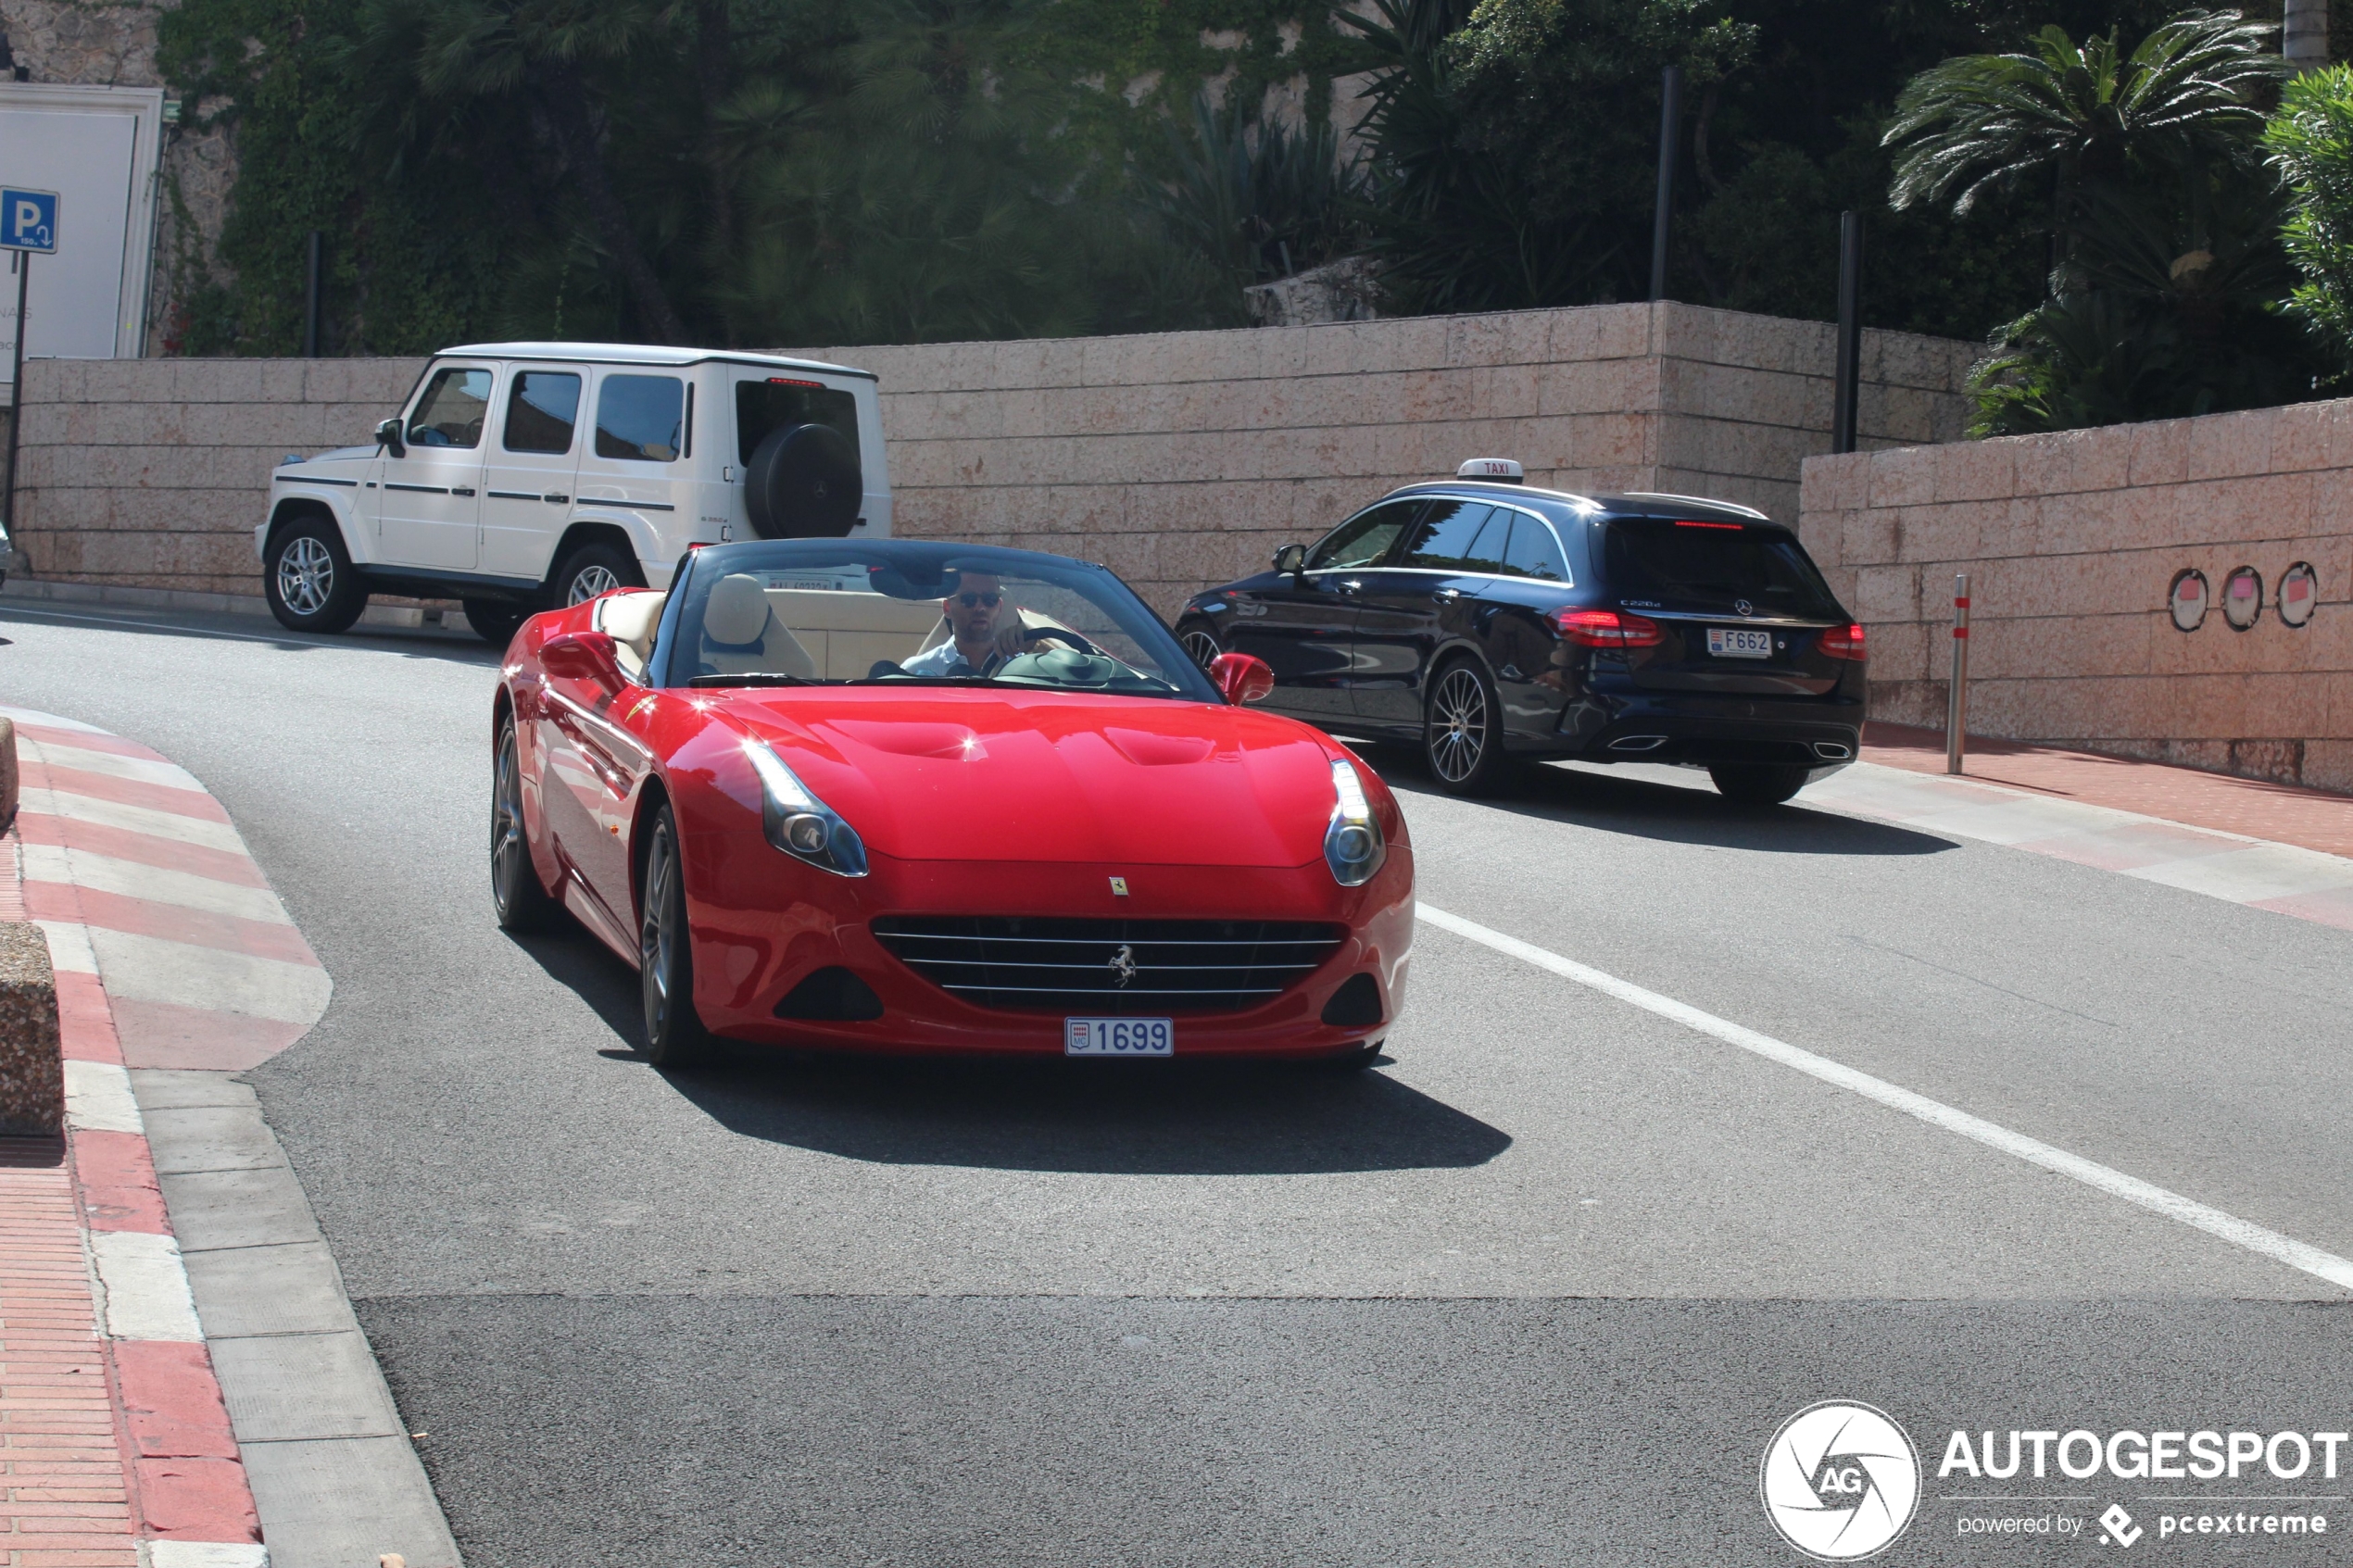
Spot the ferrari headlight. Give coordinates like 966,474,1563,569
744,739,868,878
1325,757,1385,887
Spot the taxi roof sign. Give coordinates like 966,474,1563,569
1457,457,1523,483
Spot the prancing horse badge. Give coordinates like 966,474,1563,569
1108,877,1129,897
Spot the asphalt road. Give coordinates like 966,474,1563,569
7,600,2352,1568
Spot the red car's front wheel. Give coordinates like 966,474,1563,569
638,806,715,1069
491,718,560,933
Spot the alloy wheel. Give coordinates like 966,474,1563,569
568,564,622,605
1428,666,1489,784
640,822,678,1035
1181,629,1221,670
492,728,529,912
277,536,333,616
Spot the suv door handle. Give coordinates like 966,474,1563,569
1433,587,1461,602
1339,579,1362,594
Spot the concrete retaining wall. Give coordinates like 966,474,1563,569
9,303,1973,615
1800,401,2353,793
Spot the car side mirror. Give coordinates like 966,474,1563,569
1272,544,1307,578
374,417,406,458
1209,651,1276,706
540,630,624,689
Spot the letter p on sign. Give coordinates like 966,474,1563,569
0,189,59,253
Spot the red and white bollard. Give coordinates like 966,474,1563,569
1945,572,1970,775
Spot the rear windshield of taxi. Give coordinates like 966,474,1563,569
1600,518,1842,619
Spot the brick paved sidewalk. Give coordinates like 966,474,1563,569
1864,723,2353,859
0,1135,137,1568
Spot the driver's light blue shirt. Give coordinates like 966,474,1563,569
900,639,1001,677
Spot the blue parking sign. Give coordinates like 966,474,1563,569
1,189,58,253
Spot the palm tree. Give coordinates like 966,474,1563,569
1883,10,2284,233
2284,0,2328,73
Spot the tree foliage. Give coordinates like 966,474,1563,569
2268,62,2353,366
1881,9,2326,435
156,0,1363,352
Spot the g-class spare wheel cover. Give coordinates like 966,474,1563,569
745,422,862,539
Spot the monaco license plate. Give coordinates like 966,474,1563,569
1707,627,1773,659
1064,1017,1174,1058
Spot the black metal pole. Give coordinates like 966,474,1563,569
303,231,323,358
1650,65,1681,304
1831,210,1863,455
3,252,29,543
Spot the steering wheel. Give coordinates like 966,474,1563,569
1020,621,1100,657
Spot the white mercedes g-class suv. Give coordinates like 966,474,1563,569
257,342,890,643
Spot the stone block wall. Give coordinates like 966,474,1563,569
8,302,1973,613
11,358,424,594
809,301,1974,613
1800,401,2353,793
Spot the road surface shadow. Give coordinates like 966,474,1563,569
505,922,1512,1175
666,1048,1515,1175
1357,745,1956,857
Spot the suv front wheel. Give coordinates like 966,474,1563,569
263,517,368,633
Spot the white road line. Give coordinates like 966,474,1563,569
88,1229,205,1341
1416,902,2353,1294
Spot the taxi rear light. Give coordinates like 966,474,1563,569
1819,622,1868,660
1553,608,1665,648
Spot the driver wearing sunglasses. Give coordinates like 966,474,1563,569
900,571,1034,676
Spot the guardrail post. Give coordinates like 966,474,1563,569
1946,572,1970,774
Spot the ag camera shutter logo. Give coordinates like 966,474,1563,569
1760,1400,1921,1561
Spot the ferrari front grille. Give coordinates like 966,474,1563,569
869,916,1347,1014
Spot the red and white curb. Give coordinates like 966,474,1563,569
1809,763,2353,930
0,844,264,1567
6,707,329,1073
0,703,338,1568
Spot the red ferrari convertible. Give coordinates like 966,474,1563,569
490,540,1415,1068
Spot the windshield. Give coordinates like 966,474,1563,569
1601,518,1843,619
651,541,1220,702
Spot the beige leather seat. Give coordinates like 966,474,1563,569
700,573,816,678
595,591,666,683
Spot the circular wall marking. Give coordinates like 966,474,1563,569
2168,569,2208,633
2279,561,2319,630
2222,566,2263,631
